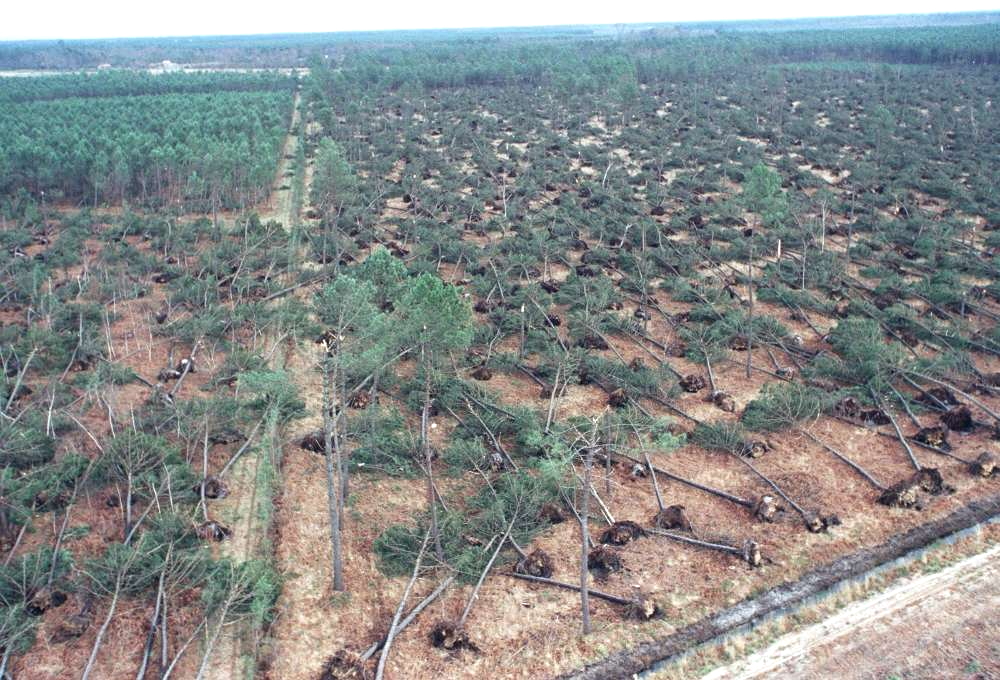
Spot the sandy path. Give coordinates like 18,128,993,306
702,543,1000,680
258,90,302,226
203,84,303,680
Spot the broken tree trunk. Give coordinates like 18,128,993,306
704,354,718,394
866,427,972,465
81,558,133,680
643,448,666,512
888,384,923,429
217,416,265,478
799,430,886,490
611,452,755,510
746,245,753,379
734,454,828,532
907,372,1000,424
322,355,345,592
645,527,761,567
574,472,615,526
374,528,431,680
421,345,445,563
580,443,594,635
457,519,517,631
509,573,633,606
360,576,455,667
135,546,170,680
560,490,595,549
870,387,921,471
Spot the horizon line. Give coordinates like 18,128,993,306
2,9,998,45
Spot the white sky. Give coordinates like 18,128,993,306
2,0,997,41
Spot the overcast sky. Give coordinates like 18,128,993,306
2,0,997,41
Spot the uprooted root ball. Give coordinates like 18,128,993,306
804,513,840,533
679,374,706,393
197,476,228,499
742,539,763,567
878,479,922,509
914,467,948,494
834,397,890,425
970,451,997,478
625,594,663,621
752,495,782,522
469,365,493,381
196,520,232,541
667,341,688,358
915,426,951,451
651,505,693,532
576,334,608,350
941,405,974,432
600,521,646,546
729,335,749,351
878,467,949,508
711,391,736,413
587,546,623,578
348,391,373,409
27,586,67,616
298,431,325,453
319,650,372,680
515,549,554,578
537,502,566,524
739,440,772,458
430,622,478,652
915,387,959,406
608,388,629,408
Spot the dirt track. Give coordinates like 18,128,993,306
203,86,302,680
702,543,1000,680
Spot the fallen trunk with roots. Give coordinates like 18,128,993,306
645,527,762,567
736,454,838,533
509,573,662,621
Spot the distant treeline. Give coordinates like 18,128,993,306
0,16,998,70
301,24,1000,99
725,24,1000,65
0,70,296,103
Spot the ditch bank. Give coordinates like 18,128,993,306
561,491,1000,680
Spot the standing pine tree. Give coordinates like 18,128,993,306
742,164,788,378
395,273,473,561
314,276,383,591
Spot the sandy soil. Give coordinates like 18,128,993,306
264,349,1000,680
702,543,1000,680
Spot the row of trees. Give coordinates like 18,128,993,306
0,90,293,209
0,70,296,103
